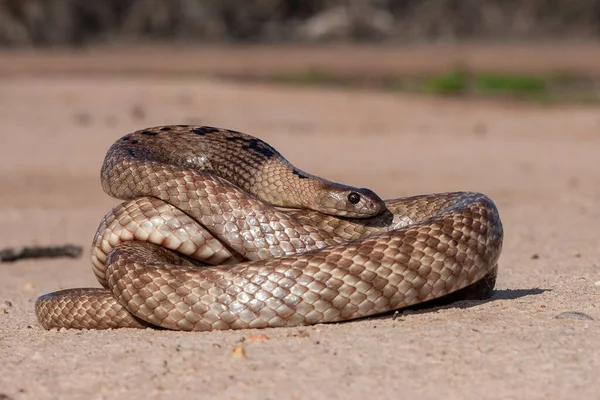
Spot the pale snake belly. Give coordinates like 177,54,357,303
35,125,503,331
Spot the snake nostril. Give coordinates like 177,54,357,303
347,192,361,205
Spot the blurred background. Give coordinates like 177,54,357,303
2,0,600,46
1,0,600,102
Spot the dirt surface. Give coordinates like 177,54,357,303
1,46,600,400
2,42,600,78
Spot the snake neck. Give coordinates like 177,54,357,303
101,125,385,217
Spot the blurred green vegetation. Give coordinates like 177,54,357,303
271,67,599,104
422,68,550,98
422,69,469,95
474,74,547,94
273,70,342,86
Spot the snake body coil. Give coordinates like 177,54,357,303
35,125,503,331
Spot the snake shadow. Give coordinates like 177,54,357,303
352,271,551,323
399,287,550,314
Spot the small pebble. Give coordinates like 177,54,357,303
593,281,600,288
287,330,310,338
555,311,594,321
0,301,12,313
23,282,35,291
232,345,246,358
246,333,269,342
531,253,540,260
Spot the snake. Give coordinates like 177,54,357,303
35,125,503,331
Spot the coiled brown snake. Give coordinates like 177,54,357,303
35,125,503,331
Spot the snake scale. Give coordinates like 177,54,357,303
35,125,503,331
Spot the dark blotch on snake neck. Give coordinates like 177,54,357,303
127,149,136,157
159,127,172,131
292,169,309,179
140,130,158,136
224,136,277,159
224,136,245,143
244,138,275,158
191,126,220,136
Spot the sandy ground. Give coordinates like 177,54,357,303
1,46,600,399
2,42,600,78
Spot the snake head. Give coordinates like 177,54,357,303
316,185,386,218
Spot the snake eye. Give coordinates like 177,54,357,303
347,192,361,205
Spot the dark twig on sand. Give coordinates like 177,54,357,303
0,245,83,263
